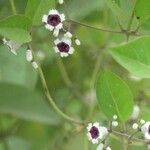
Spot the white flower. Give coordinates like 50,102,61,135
26,49,33,62
97,143,104,150
42,9,65,37
31,61,38,69
112,121,118,127
58,0,64,4
75,39,81,46
132,123,138,130
3,38,21,55
141,121,150,140
54,37,74,57
87,122,108,144
130,105,140,120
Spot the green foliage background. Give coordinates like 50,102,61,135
0,0,150,149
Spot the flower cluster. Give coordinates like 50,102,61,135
42,3,80,57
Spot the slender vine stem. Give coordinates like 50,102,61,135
28,44,83,125
67,19,123,34
38,64,84,125
9,0,17,15
56,57,72,88
111,130,146,143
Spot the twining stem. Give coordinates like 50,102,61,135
56,57,72,88
39,66,83,125
112,130,145,143
38,65,83,125
28,44,83,125
67,19,123,34
9,0,17,15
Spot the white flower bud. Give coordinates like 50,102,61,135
140,119,145,125
58,0,63,4
112,121,118,127
31,61,38,69
26,50,33,62
130,105,140,120
113,115,118,120
106,146,111,150
132,123,138,129
97,143,104,150
75,39,81,45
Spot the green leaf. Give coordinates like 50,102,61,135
66,0,105,20
0,46,37,90
25,0,54,25
135,0,150,23
110,36,150,78
0,83,60,125
96,71,133,121
105,0,129,28
0,15,32,44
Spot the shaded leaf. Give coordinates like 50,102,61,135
0,15,32,43
0,83,60,125
110,36,150,78
96,71,133,121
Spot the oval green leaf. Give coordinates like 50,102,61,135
110,36,150,78
0,15,32,43
0,83,60,125
25,0,54,25
96,71,133,121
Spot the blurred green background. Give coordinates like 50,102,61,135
0,0,150,149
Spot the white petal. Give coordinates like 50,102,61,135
54,39,60,45
92,139,98,144
55,23,63,29
99,127,108,139
68,47,74,54
60,13,65,22
45,24,54,31
26,49,33,62
31,61,38,69
145,133,150,140
60,52,68,57
53,28,60,37
53,46,59,53
87,123,92,131
64,32,72,39
93,122,100,128
49,9,59,15
97,143,104,150
62,38,71,46
42,15,48,23
87,132,92,140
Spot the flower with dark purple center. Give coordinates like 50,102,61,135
87,122,108,144
57,42,70,53
42,9,65,37
54,37,74,57
89,126,99,139
141,121,150,140
47,14,61,26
